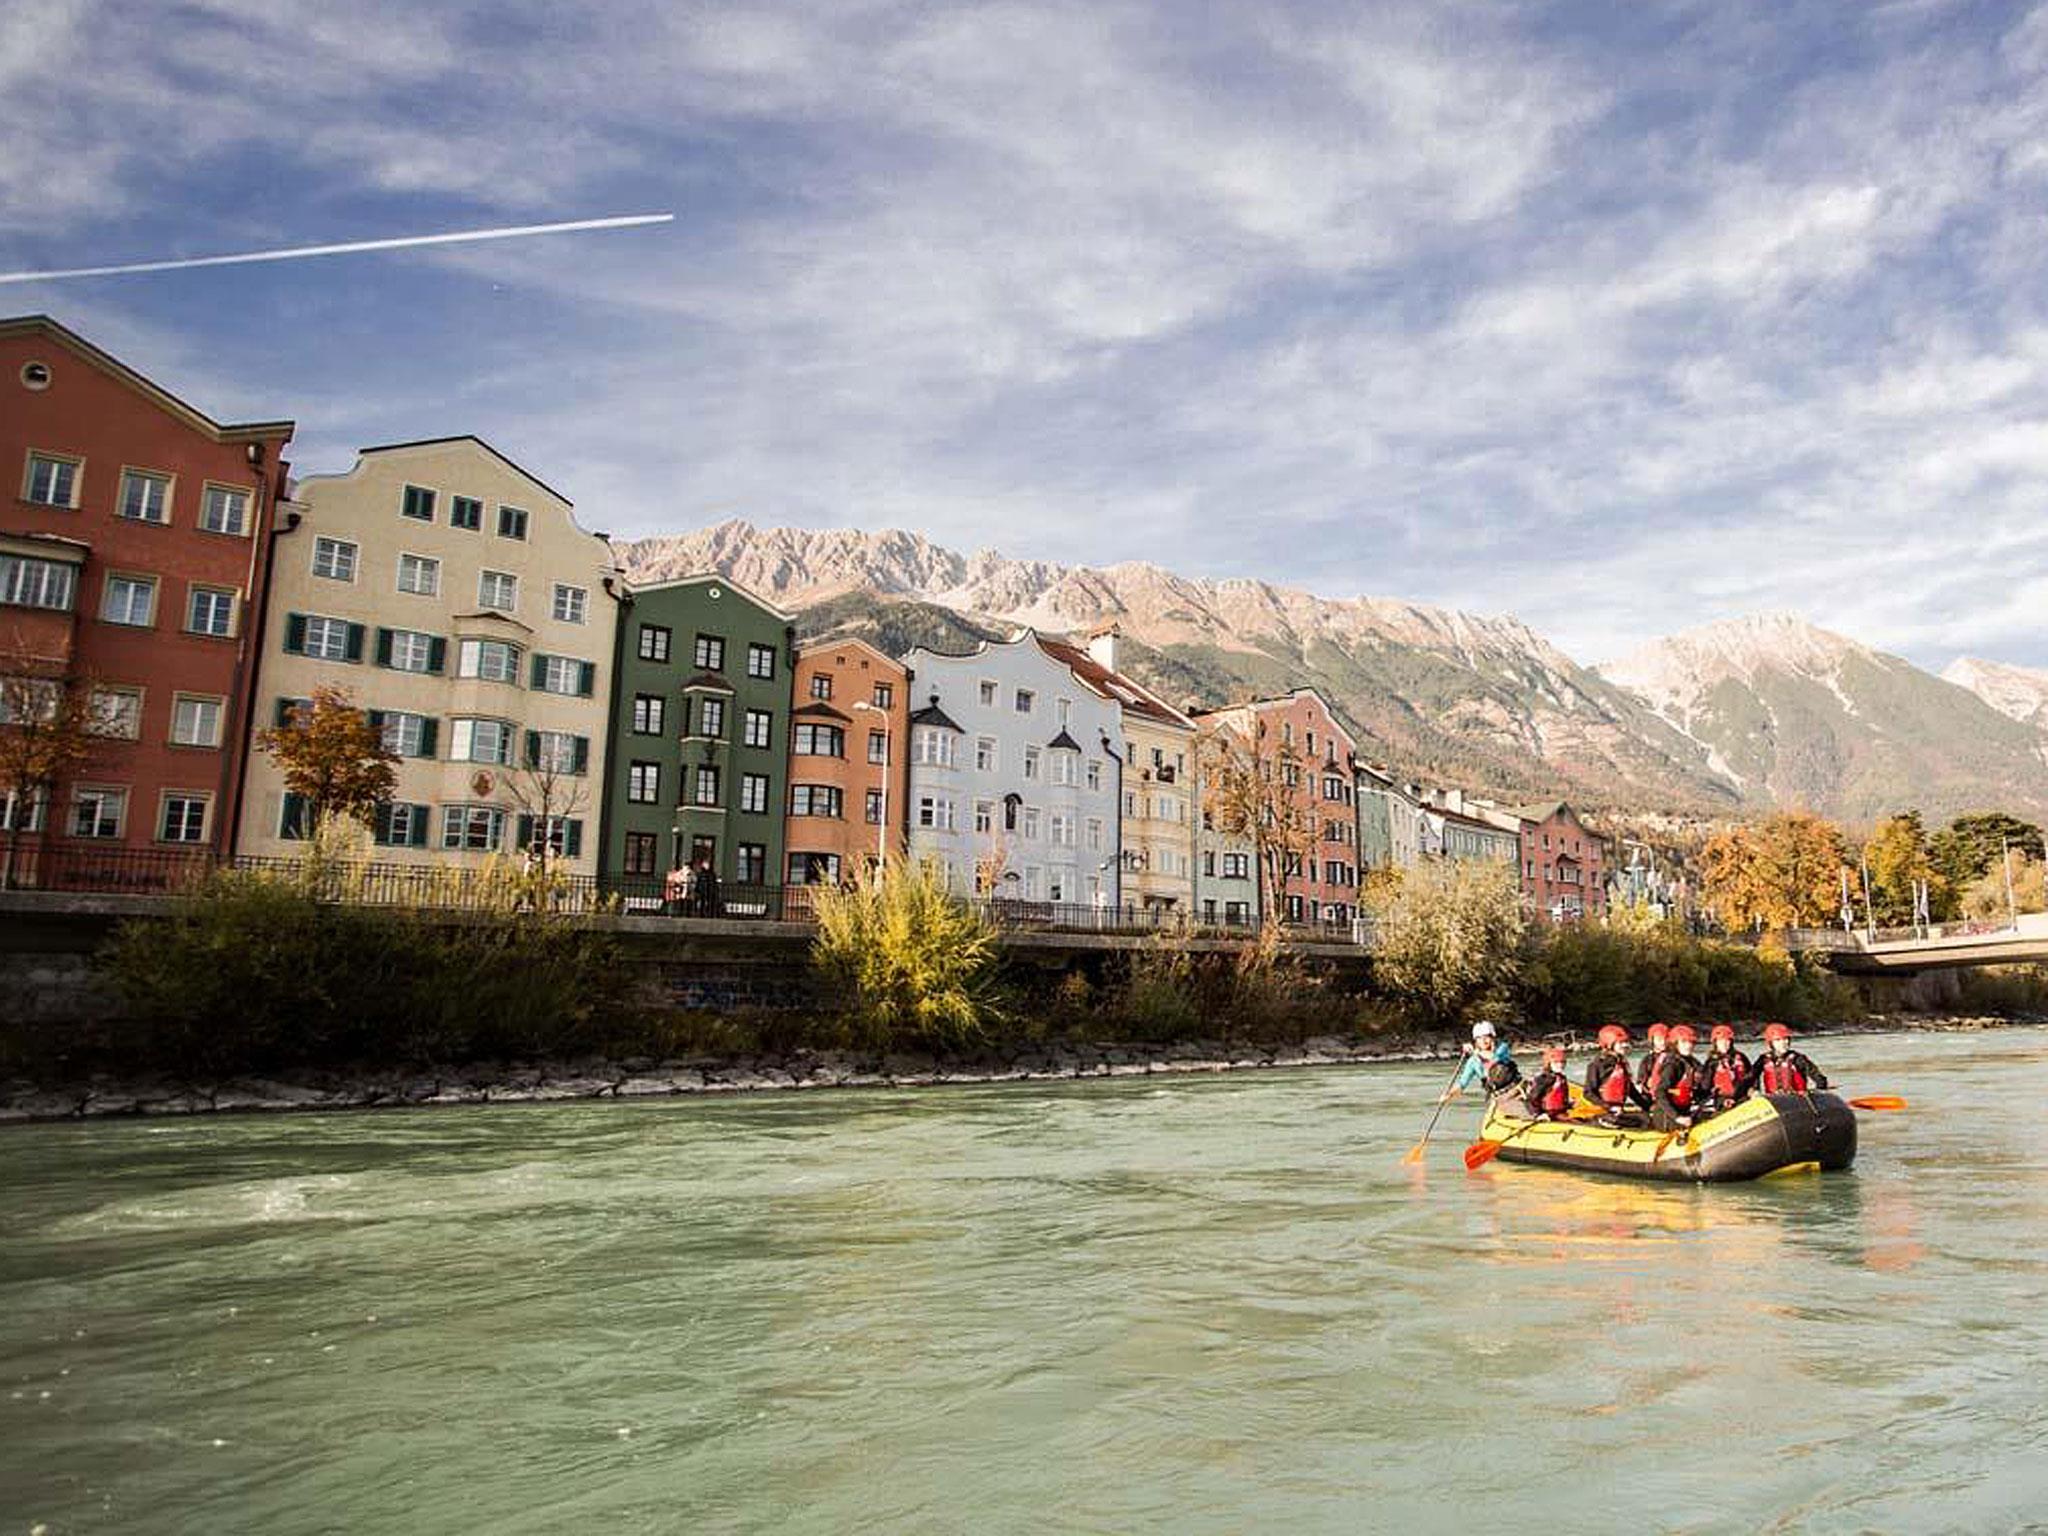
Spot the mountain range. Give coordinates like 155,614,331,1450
618,522,2048,824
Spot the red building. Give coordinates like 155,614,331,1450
1508,800,1608,921
0,316,293,868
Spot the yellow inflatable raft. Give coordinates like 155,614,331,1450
1477,1090,1858,1183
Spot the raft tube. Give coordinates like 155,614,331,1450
1477,1092,1857,1183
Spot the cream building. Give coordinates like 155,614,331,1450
239,437,620,874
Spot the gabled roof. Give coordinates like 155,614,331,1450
0,314,293,442
1504,800,1576,827
795,634,907,672
909,693,962,731
355,435,573,506
621,569,794,620
794,700,851,723
680,670,735,693
1047,728,1082,751
1034,635,1193,730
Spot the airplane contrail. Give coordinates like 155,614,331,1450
0,213,675,286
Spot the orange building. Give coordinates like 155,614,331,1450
783,637,910,888
1,316,293,868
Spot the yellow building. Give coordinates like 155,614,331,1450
239,437,619,874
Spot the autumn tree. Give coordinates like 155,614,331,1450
255,686,398,831
1960,853,2045,922
1931,812,2045,895
1363,856,1525,1027
1698,812,1850,933
0,632,102,853
1863,811,1952,925
1198,713,1315,930
504,730,594,883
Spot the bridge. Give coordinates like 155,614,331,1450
1784,913,2048,973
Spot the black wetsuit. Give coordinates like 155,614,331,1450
1643,1050,1700,1131
1699,1048,1754,1114
1583,1049,1646,1116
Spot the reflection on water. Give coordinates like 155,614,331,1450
4,1031,2048,1534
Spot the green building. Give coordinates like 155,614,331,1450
600,574,795,902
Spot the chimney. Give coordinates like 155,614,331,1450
1087,622,1121,674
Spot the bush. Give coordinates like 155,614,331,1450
1364,860,1524,1027
811,860,1003,1049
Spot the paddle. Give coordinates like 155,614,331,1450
1849,1095,1908,1111
1402,1060,1470,1165
1464,1111,1545,1170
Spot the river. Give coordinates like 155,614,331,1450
4,1029,2047,1534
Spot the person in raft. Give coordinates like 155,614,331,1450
1698,1024,1754,1114
1635,1022,1674,1095
1584,1024,1648,1123
1522,1045,1575,1120
1642,1024,1703,1131
1440,1021,1521,1103
1756,1023,1830,1094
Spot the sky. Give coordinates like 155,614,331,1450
5,0,2048,673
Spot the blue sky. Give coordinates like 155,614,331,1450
6,0,2048,671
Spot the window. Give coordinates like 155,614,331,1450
809,674,832,701
1050,812,1074,846
695,697,726,738
916,796,955,830
736,843,767,884
397,554,440,596
401,485,436,521
639,624,671,663
1051,750,1075,786
118,469,171,524
70,787,125,839
975,736,996,772
868,730,887,765
441,805,504,851
978,680,998,707
1086,760,1102,791
1,555,76,611
693,765,720,806
186,586,235,637
623,831,659,875
553,584,587,624
1203,850,1216,877
25,454,79,507
744,709,772,748
450,718,513,765
791,784,844,818
632,694,665,735
974,799,994,833
456,638,521,682
375,803,428,848
740,773,770,814
535,654,594,696
1086,817,1103,851
191,483,245,536
528,730,585,774
0,787,47,832
913,727,955,767
101,575,157,627
378,712,434,758
793,723,844,756
312,538,358,582
785,851,840,886
1022,807,1042,840
497,505,529,540
747,643,776,680
694,634,725,671
450,495,483,531
1023,746,1041,781
159,793,210,844
382,629,442,674
628,762,661,804
478,570,518,611
89,687,142,739
873,683,894,708
866,789,884,825
1223,853,1251,879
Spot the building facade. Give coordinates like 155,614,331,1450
1355,761,1430,873
1039,628,1196,914
1194,689,1358,924
601,574,794,899
1,316,293,860
1506,800,1608,921
238,438,618,873
783,636,910,889
899,632,1125,907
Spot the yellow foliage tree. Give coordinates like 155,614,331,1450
1699,812,1849,933
1863,812,1950,925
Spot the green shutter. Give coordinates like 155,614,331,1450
530,652,548,690
409,804,429,847
367,708,387,735
516,813,535,850
427,636,447,674
524,730,540,769
565,820,583,859
374,627,393,667
280,792,308,840
343,622,366,663
577,660,595,697
571,736,589,776
283,613,307,654
418,718,439,759
273,697,296,728
372,802,393,844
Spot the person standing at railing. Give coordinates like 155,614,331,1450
665,862,693,917
697,859,720,918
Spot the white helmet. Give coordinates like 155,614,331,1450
1471,1021,1497,1042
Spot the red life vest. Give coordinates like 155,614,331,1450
1598,1057,1631,1105
1668,1060,1694,1109
1712,1059,1742,1099
1538,1073,1570,1115
1760,1056,1807,1094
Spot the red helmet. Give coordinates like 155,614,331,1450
1763,1023,1792,1042
1670,1024,1698,1046
1710,1024,1735,1044
1646,1022,1670,1043
1543,1045,1566,1066
1597,1024,1629,1048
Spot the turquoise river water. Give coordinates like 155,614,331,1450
5,1029,2048,1534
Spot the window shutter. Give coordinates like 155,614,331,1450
372,802,393,844
418,717,439,759
375,627,394,667
281,792,307,840
530,652,547,690
524,730,540,769
367,708,387,734
577,660,595,697
427,636,447,674
273,697,296,728
344,623,366,663
565,820,583,859
571,736,589,776
516,813,534,850
409,804,429,847
283,612,307,654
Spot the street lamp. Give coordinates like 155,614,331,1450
851,700,891,880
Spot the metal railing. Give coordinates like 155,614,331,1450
0,841,217,894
